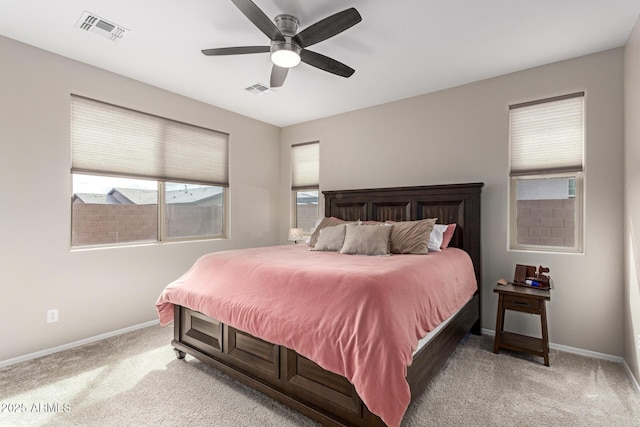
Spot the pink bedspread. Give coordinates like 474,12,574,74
156,245,477,427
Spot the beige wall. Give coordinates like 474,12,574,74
0,36,281,362
281,49,625,356
0,32,631,364
624,16,640,384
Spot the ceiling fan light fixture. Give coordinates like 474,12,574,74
202,3,362,87
271,42,301,68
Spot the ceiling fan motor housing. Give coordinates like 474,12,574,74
274,14,299,36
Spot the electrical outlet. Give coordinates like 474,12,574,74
47,309,59,323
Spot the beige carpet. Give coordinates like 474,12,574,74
1,325,639,426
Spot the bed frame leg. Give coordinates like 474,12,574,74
471,318,481,336
174,348,186,359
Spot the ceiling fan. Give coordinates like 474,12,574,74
202,0,362,88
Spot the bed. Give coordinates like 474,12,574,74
156,183,483,427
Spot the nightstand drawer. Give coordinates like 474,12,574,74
502,294,542,313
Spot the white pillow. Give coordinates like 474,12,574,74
428,224,448,252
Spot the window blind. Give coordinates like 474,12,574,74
509,92,584,176
71,95,229,186
291,141,319,190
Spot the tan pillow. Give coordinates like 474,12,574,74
309,217,345,247
339,225,392,256
386,219,437,254
313,224,347,251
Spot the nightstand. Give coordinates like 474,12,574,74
493,283,551,366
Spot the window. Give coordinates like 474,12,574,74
164,182,224,239
70,96,228,247
509,92,584,252
291,142,319,234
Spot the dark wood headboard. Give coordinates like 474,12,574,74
323,182,483,327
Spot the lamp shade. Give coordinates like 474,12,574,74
288,228,304,242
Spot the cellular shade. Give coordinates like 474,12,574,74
510,93,584,176
71,95,229,186
291,141,319,190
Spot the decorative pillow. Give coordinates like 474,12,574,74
358,220,384,225
309,217,345,247
441,223,457,249
428,224,448,252
339,225,392,256
386,219,437,254
313,224,347,252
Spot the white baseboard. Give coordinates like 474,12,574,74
0,319,160,369
623,360,640,395
482,328,640,394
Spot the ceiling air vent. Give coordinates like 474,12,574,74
244,83,276,95
75,11,128,42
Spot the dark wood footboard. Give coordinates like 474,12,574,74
172,293,479,427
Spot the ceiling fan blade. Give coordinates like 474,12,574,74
231,0,284,41
300,50,355,78
202,46,270,56
293,8,361,48
270,65,289,87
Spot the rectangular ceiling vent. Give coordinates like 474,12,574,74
244,82,276,95
75,11,128,42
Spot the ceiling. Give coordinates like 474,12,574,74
1,0,639,127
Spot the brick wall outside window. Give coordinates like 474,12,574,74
297,204,319,234
72,203,223,246
516,199,575,247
